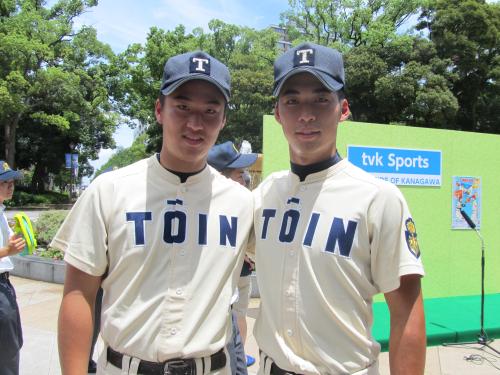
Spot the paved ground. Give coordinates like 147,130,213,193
11,276,500,374
5,208,53,222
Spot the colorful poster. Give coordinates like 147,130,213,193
452,176,481,229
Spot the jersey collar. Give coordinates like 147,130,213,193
290,152,343,182
150,154,211,184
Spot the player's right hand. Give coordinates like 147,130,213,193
7,234,26,256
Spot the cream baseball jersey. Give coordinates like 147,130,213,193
252,159,424,375
51,155,253,363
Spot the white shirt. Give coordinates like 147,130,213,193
252,160,424,375
0,204,14,272
52,155,254,362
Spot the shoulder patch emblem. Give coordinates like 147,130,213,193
405,218,421,258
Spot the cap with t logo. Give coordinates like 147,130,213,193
160,51,231,101
273,42,345,96
0,160,22,181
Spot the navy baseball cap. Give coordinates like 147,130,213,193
208,141,258,171
160,51,231,102
0,161,22,181
273,42,345,96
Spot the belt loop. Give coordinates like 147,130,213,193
221,347,230,374
203,354,212,375
194,357,204,375
121,354,131,375
128,357,140,375
263,353,273,375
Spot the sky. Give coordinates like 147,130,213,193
70,0,290,178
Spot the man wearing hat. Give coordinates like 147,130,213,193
208,141,258,373
208,141,257,187
0,161,26,375
251,43,426,374
53,51,254,374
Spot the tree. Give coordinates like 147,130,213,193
0,0,119,191
217,26,277,151
93,133,148,179
281,0,424,48
343,45,388,122
373,60,458,127
418,0,500,133
342,33,459,128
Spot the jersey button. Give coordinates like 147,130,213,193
176,288,183,295
300,186,307,192
180,250,186,256
170,328,177,335
289,250,295,257
287,329,293,336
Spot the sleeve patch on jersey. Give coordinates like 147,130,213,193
405,218,421,258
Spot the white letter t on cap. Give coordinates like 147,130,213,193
192,58,209,72
296,49,313,64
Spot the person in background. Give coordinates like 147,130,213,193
208,141,258,371
0,161,26,375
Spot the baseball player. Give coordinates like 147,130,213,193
52,51,254,375
251,43,426,374
0,161,25,375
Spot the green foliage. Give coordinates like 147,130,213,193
30,112,71,130
0,0,120,192
282,0,424,47
35,247,64,261
418,0,500,133
94,133,149,177
344,46,388,122
33,210,68,249
221,27,277,151
6,189,69,207
32,209,68,260
374,61,458,127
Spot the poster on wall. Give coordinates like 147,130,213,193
452,176,481,229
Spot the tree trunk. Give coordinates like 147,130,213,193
3,114,20,166
31,162,46,193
